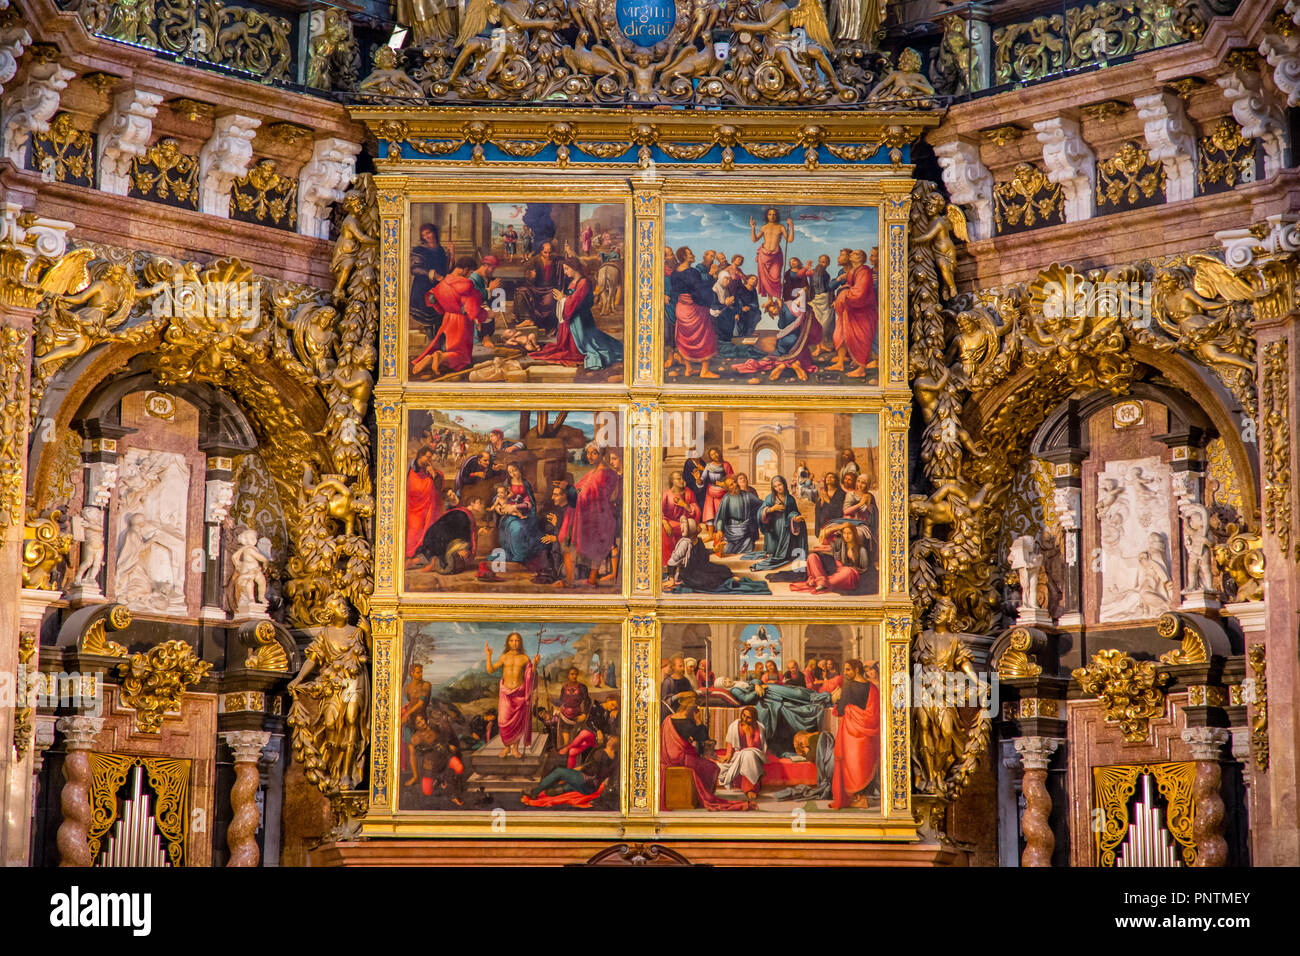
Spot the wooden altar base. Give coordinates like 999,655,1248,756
310,839,968,867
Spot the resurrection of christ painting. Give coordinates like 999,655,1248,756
662,203,880,385
406,201,626,384
399,620,621,811
659,622,881,812
660,411,880,597
404,409,624,594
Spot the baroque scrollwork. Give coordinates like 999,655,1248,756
128,138,200,208
1072,649,1171,743
371,0,903,107
29,112,94,185
907,181,1285,637
230,158,298,231
117,639,213,734
993,162,1064,234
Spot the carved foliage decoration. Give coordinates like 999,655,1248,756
22,509,69,589
1248,643,1268,771
0,326,28,545
230,158,298,231
1072,649,1171,743
993,162,1064,234
117,639,212,734
1096,140,1166,212
128,138,200,210
29,112,95,186
1261,339,1292,553
907,179,1279,636
1197,118,1258,194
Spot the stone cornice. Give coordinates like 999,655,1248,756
957,166,1300,288
18,0,365,144
2,160,333,288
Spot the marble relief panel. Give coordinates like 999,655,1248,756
1096,455,1175,624
113,449,191,616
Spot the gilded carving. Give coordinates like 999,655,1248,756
997,627,1042,679
287,593,370,793
21,509,70,589
118,639,213,734
230,158,298,230
30,112,94,185
87,753,190,866
0,326,28,544
245,619,289,671
80,605,131,657
128,138,200,208
1261,340,1292,552
1072,649,1171,743
992,163,1064,234
1093,761,1195,866
1155,612,1208,665
1215,527,1264,601
912,630,990,799
1096,141,1166,210
1198,118,1257,190
14,632,36,758
1248,643,1268,771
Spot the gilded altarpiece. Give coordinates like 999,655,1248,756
358,106,923,842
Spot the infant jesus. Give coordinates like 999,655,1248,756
489,485,525,520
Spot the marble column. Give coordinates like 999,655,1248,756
54,716,104,867
222,730,270,867
1014,736,1063,867
1181,726,1230,867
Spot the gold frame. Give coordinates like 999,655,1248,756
366,153,917,841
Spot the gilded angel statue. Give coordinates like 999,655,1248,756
34,252,170,371
911,191,966,299
447,0,560,87
734,0,852,98
1151,254,1257,374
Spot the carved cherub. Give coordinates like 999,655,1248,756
950,308,1009,383
36,254,170,370
868,48,935,103
912,191,966,300
1180,502,1216,593
72,505,105,587
734,0,851,98
448,0,560,87
357,44,422,97
229,528,270,609
1152,255,1257,373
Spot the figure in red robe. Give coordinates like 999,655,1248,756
558,442,621,587
661,471,702,564
830,248,878,379
830,660,881,809
411,256,489,378
660,691,751,811
405,447,445,558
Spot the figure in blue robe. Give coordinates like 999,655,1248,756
713,485,762,554
751,476,808,572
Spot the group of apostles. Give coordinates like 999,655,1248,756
408,221,622,379
663,209,879,381
662,446,878,594
401,649,620,810
659,653,881,811
406,424,623,590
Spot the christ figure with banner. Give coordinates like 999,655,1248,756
485,632,539,758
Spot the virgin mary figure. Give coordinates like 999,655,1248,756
750,475,808,572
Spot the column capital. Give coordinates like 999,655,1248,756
1181,726,1230,761
221,729,272,764
55,716,104,751
1013,735,1064,771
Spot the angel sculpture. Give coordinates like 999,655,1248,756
867,48,935,103
734,0,852,99
949,307,1011,383
912,191,966,300
1152,255,1257,375
448,0,560,88
35,252,170,371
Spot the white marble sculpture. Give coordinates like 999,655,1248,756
1097,456,1175,623
114,449,190,615
1180,501,1217,595
1008,534,1045,610
229,527,269,616
70,505,105,593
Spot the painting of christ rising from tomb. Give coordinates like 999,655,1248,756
663,203,880,385
659,623,881,812
660,411,879,597
399,621,621,812
407,201,626,384
405,409,623,595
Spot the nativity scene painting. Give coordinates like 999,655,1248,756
659,622,881,813
399,620,621,812
405,410,624,595
660,411,880,597
662,202,880,385
407,201,626,384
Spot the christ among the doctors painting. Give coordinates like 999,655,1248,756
659,622,881,812
663,203,879,385
407,201,625,384
405,409,623,594
399,620,621,812
661,411,879,597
